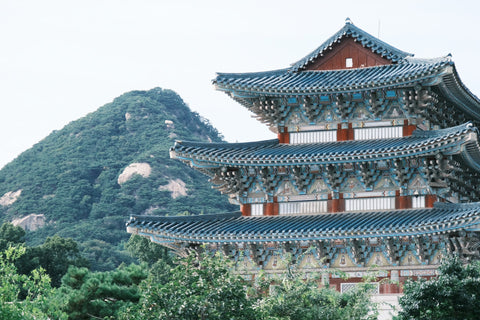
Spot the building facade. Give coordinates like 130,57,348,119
127,19,480,294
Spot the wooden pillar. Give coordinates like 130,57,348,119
264,203,273,216
278,130,290,144
347,123,354,140
337,123,348,141
273,196,279,216
395,190,412,209
337,123,353,141
425,194,437,208
328,193,345,213
264,199,279,216
241,204,251,216
403,120,416,137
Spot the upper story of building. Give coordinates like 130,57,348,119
213,18,480,145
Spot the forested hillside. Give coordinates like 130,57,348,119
0,88,236,270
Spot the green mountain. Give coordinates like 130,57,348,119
0,88,236,270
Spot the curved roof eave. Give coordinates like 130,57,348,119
459,131,480,172
126,202,480,244
171,123,480,170
213,57,452,98
435,65,480,120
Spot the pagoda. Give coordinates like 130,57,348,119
127,19,480,294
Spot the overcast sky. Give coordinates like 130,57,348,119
1,0,479,168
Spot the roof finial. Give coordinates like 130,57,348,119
345,17,352,24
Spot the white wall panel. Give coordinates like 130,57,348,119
354,126,403,140
345,197,395,211
251,204,264,216
279,201,327,215
290,130,337,144
412,196,426,208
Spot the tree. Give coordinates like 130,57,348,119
126,234,173,284
59,263,148,320
0,245,67,320
17,235,89,287
397,255,480,320
122,250,257,320
126,234,172,266
254,268,377,320
0,223,25,251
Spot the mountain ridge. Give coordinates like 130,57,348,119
0,87,236,270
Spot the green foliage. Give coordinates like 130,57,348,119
123,251,257,320
0,237,379,319
0,223,89,288
396,255,480,320
126,234,174,284
26,235,90,287
59,263,148,319
0,223,25,251
0,88,236,271
120,248,377,320
126,234,172,266
254,266,377,320
0,245,67,320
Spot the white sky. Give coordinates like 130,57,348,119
1,0,479,168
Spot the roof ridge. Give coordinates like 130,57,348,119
215,68,289,79
173,138,278,149
128,211,242,224
402,54,453,65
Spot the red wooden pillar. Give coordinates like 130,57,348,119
403,120,416,137
425,194,437,208
278,127,290,144
241,204,251,216
264,199,279,216
395,190,412,209
337,123,354,141
328,193,345,213
337,123,348,141
278,131,290,144
347,123,354,140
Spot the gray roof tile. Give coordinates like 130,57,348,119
126,202,480,244
171,123,480,167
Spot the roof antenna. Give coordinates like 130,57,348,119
377,20,381,39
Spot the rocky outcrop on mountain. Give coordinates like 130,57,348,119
12,214,46,231
118,163,152,185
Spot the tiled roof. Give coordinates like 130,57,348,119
126,202,480,244
171,123,480,169
214,56,452,95
290,18,412,71
212,20,480,116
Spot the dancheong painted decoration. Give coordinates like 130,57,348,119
127,19,480,294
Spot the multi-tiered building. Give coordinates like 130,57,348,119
127,19,480,294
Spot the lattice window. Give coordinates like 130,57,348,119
279,200,328,215
354,126,403,140
290,130,337,144
251,204,264,216
341,282,380,294
345,197,395,211
412,195,426,208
